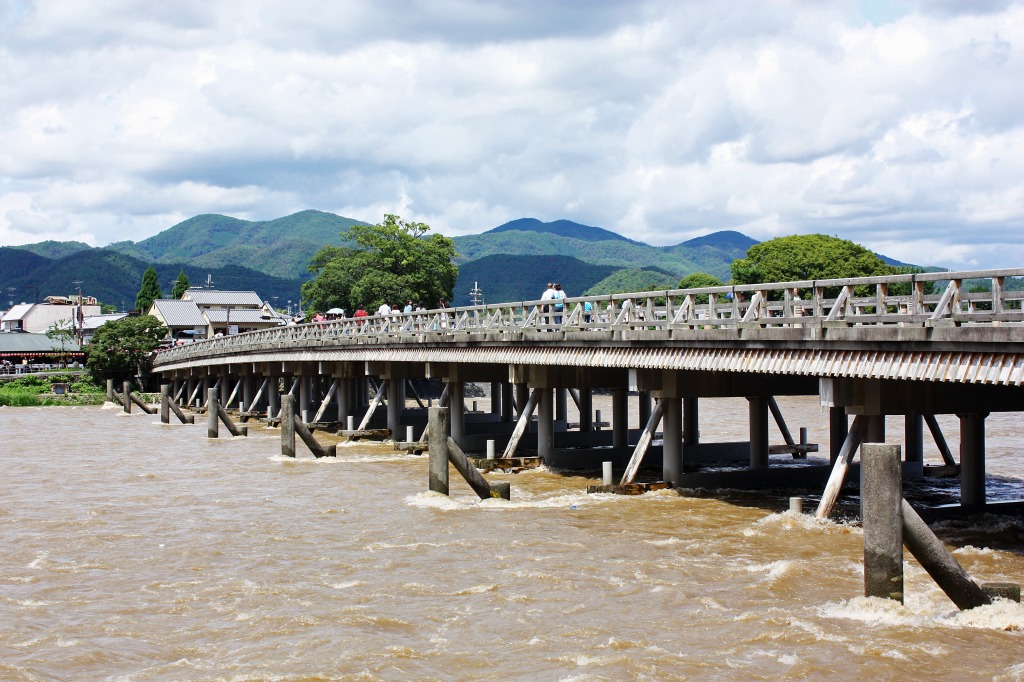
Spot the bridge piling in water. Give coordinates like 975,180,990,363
151,267,1024,512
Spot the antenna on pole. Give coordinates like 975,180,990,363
469,281,485,306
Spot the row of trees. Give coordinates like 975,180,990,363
136,267,190,312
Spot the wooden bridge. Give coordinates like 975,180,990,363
152,268,1024,512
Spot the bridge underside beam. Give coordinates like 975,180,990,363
823,378,1024,414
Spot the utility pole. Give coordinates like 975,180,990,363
72,280,84,344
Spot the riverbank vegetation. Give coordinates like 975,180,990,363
0,373,105,407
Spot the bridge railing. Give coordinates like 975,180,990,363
152,268,1024,364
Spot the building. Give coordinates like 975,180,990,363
80,313,129,344
148,289,286,343
0,302,101,334
0,331,84,370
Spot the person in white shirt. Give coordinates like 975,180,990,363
377,302,391,316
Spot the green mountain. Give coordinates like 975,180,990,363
583,268,680,296
0,246,303,312
453,221,751,284
15,240,93,260
107,209,367,280
454,255,623,305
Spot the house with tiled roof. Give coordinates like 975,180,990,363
149,289,285,342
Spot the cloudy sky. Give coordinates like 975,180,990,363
1,0,1021,269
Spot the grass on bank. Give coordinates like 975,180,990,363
0,373,107,407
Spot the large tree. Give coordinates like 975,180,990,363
731,234,891,286
136,265,163,312
302,214,458,313
171,269,190,299
677,272,724,304
86,315,167,383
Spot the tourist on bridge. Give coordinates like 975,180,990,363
354,305,368,325
552,283,567,324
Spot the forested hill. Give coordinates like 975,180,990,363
452,221,751,284
107,210,367,280
0,246,304,311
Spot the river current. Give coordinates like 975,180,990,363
2,399,1023,680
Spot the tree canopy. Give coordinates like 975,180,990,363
302,214,458,313
731,234,891,285
677,272,725,304
86,314,167,383
136,265,163,312
171,269,190,299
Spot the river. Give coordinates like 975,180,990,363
1,399,1023,680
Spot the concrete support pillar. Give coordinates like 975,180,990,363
830,407,848,464
866,414,886,444
959,412,987,507
515,383,529,420
490,381,501,415
159,384,170,424
638,391,652,430
449,381,465,445
298,374,312,423
207,388,219,438
336,378,349,422
748,396,769,470
242,376,253,413
662,397,683,486
555,388,568,423
501,383,514,423
267,380,280,418
428,407,450,495
387,378,404,441
905,413,924,479
123,380,131,414
578,388,593,431
861,443,904,603
538,388,554,461
612,388,628,448
219,373,229,406
280,393,295,457
683,397,699,445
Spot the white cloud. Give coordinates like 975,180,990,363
0,0,1021,273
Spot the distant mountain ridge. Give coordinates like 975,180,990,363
487,218,639,244
107,209,367,280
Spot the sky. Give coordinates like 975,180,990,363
0,0,1021,270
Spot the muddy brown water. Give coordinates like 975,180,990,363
2,399,1023,680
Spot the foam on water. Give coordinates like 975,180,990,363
820,595,1024,632
745,510,862,537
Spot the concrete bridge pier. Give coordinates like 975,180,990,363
866,414,886,445
240,373,252,412
298,372,312,423
830,408,848,464
905,413,924,479
748,396,769,470
578,388,593,431
555,388,568,424
490,382,502,418
501,382,514,423
662,381,683,486
612,388,628,448
959,412,988,507
513,381,528,419
387,378,405,440
218,370,229,407
538,387,554,461
335,377,350,423
638,390,653,431
683,397,699,446
268,382,280,420
448,379,466,446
